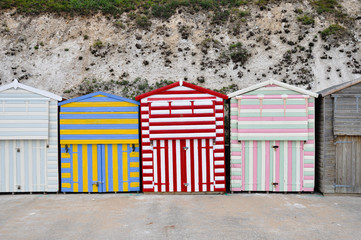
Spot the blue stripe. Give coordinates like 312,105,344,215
0,123,48,128
60,124,138,130
0,142,5,191
31,141,36,192
98,145,103,192
60,107,139,112
16,141,21,191
60,135,138,140
0,115,48,120
108,144,113,192
59,114,138,119
40,141,45,190
24,141,29,191
77,97,122,102
129,187,140,191
0,132,48,136
118,144,123,192
101,145,106,192
87,144,93,192
78,144,83,192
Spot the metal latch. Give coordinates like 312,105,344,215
183,183,189,187
272,146,279,149
16,148,20,153
92,181,103,186
272,182,279,186
183,147,189,151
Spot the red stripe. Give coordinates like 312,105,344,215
150,113,215,118
148,97,216,101
181,140,187,192
157,140,161,191
150,129,216,134
172,140,177,192
198,139,202,192
206,140,210,192
150,121,216,126
150,136,217,140
165,140,169,192
159,90,200,94
190,139,195,192
151,105,215,110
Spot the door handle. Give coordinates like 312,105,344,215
92,181,103,186
183,147,189,150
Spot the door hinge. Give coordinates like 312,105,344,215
334,184,353,188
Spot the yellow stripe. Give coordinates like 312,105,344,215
73,144,78,152
62,102,137,107
73,152,78,192
113,144,119,192
130,182,139,188
130,152,139,157
74,183,79,192
60,112,138,114
83,144,88,192
61,144,65,148
62,173,71,178
61,163,70,168
122,147,128,192
92,144,98,192
105,145,109,192
60,119,138,125
60,139,139,144
93,95,106,97
62,183,71,188
60,129,138,135
130,172,139,178
61,153,70,158
130,162,139,168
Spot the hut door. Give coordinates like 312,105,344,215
152,139,215,192
335,136,361,193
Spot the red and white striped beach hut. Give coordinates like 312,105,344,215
135,80,228,193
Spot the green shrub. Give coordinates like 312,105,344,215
297,14,315,25
320,24,345,39
228,42,249,64
92,39,104,48
212,10,230,25
136,15,152,29
311,0,340,14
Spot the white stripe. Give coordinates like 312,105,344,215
143,169,152,174
194,139,199,192
283,141,288,192
28,140,33,192
20,140,25,190
261,141,266,191
176,140,181,192
296,141,300,191
215,176,224,181
214,169,224,173
151,110,170,115
142,122,149,127
238,133,308,137
186,139,191,192
142,161,153,166
148,94,215,99
160,140,165,192
151,133,216,139
209,139,214,192
143,177,153,181
150,117,215,123
194,109,214,114
215,161,224,165
240,109,307,113
142,130,149,134
143,184,153,189
149,125,216,130
142,153,152,158
215,184,225,188
5,141,9,191
168,140,173,192
202,139,206,192
153,140,158,192
238,121,308,125
36,140,41,191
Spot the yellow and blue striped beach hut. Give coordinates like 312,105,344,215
59,92,140,193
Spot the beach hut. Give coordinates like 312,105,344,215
316,77,361,194
228,79,318,192
135,80,228,193
0,79,61,193
59,92,140,193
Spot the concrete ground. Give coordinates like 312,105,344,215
0,193,360,240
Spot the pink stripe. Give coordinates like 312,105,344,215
275,141,280,191
231,103,238,107
304,152,314,156
237,95,307,99
288,141,292,192
231,152,241,156
231,176,242,180
231,140,239,144
231,116,238,120
308,115,314,119
300,142,304,191
304,176,314,180
304,164,314,168
231,164,242,168
303,187,314,192
308,102,314,107
238,129,308,133
242,142,245,191
239,105,307,109
306,140,314,144
231,188,243,191
264,84,276,88
238,116,308,121
265,141,270,191
253,141,257,191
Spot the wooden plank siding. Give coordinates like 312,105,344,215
317,80,361,194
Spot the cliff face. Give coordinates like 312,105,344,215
0,0,360,98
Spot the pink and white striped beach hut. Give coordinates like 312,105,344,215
228,79,318,192
135,80,228,193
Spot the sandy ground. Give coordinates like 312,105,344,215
0,193,360,240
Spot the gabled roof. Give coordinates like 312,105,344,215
318,77,361,97
59,91,139,106
0,79,62,101
227,79,318,98
135,80,228,100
